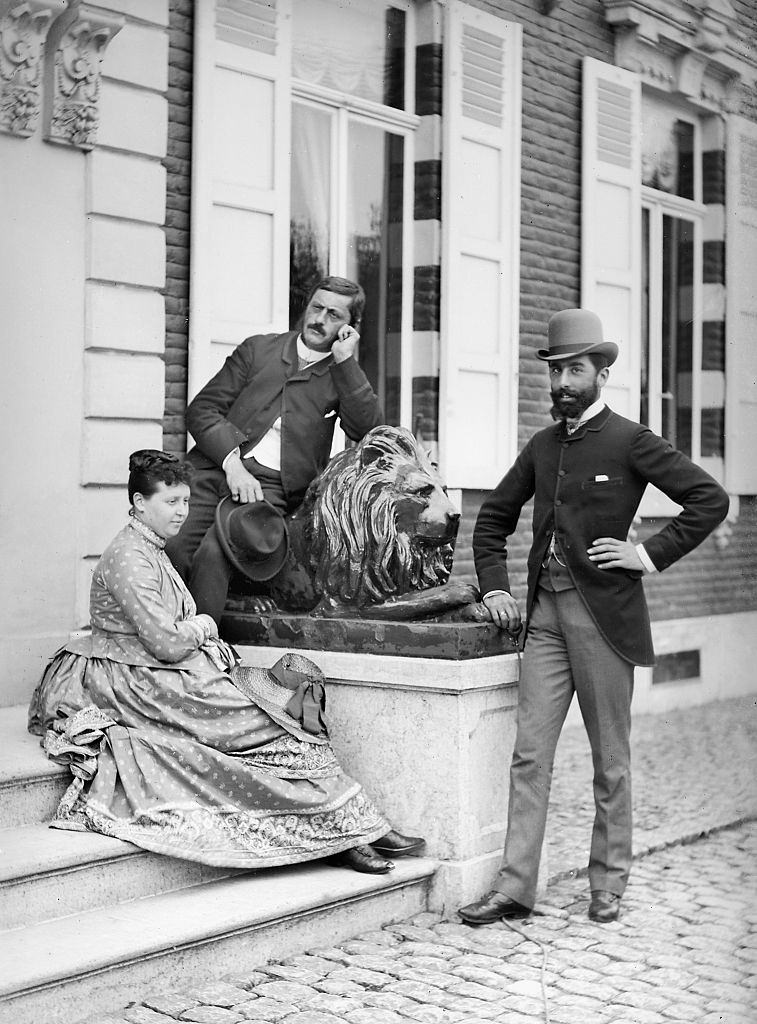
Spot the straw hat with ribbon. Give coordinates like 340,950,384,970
230,652,329,743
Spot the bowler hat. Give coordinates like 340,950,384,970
230,652,329,741
537,309,618,365
215,496,288,582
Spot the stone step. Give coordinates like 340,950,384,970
0,705,69,827
0,823,241,927
0,857,435,1024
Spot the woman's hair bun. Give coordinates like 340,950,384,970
129,449,179,473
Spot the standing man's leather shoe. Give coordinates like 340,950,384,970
458,890,530,924
589,890,621,922
371,829,426,858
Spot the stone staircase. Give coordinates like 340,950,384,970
0,704,435,1024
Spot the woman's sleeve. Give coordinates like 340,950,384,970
102,545,213,662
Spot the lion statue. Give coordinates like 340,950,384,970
233,425,479,620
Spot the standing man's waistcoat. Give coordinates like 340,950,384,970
474,407,729,666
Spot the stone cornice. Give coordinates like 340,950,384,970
601,0,757,112
0,0,66,138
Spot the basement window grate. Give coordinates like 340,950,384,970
652,649,701,684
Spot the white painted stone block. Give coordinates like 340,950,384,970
81,486,130,557
88,151,166,224
103,21,169,92
236,644,521,910
98,81,168,158
86,283,164,354
75,557,99,629
103,0,169,26
88,217,166,288
84,351,164,419
82,419,163,485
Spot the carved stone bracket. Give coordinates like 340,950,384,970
42,0,122,150
0,0,66,138
601,0,757,112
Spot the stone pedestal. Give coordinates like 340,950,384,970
235,641,526,916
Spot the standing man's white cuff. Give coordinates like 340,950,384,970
635,543,657,574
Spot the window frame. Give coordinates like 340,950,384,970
641,187,706,460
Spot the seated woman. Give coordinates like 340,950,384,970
28,450,423,873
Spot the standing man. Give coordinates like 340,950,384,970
166,276,382,622
458,308,729,925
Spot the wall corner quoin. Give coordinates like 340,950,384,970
0,0,67,138
42,0,124,150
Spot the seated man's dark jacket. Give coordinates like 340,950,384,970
185,331,383,507
474,406,729,666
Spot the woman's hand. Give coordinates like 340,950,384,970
195,613,218,640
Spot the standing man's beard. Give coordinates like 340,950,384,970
550,381,600,422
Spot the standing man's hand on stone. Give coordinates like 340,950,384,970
483,591,522,634
224,452,264,503
331,324,360,363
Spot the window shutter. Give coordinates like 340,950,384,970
188,0,292,400
581,58,641,424
439,3,522,489
725,115,757,494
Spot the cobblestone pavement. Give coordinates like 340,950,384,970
547,693,757,878
95,696,757,1024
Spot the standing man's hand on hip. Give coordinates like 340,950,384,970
224,452,264,504
331,324,360,363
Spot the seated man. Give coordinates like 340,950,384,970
166,276,383,623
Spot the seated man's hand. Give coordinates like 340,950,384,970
331,324,360,363
224,452,264,504
483,591,522,634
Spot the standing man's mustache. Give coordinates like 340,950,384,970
308,323,325,335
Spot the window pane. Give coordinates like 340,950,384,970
292,0,406,110
347,121,404,424
641,95,695,199
661,215,694,454
641,207,650,427
289,103,332,327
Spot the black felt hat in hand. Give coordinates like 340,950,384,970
214,496,289,582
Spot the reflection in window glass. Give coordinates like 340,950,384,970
661,214,694,454
347,122,404,424
289,103,332,324
292,0,405,110
641,207,650,429
641,95,695,199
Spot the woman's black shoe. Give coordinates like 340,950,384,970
371,829,426,858
326,845,394,874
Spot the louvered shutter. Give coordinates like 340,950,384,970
581,58,641,423
725,115,757,494
188,0,292,400
439,3,522,489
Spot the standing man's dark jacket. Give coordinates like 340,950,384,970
474,406,729,666
185,331,382,507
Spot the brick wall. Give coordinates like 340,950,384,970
163,0,193,454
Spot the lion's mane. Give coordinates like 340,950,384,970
306,426,454,607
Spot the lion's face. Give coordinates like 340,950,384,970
390,462,460,546
307,426,462,607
